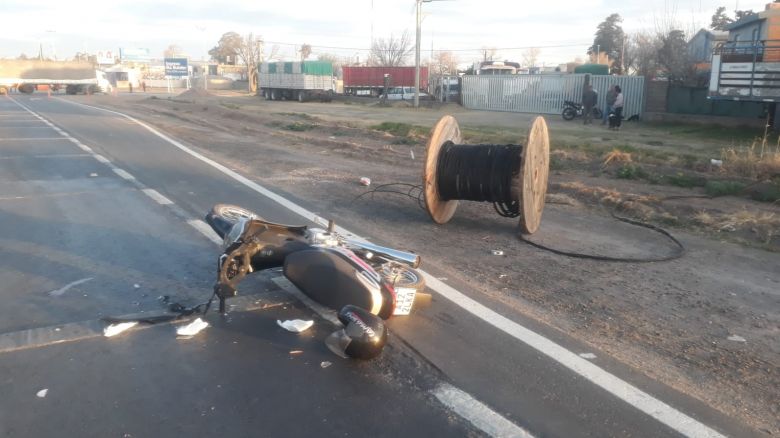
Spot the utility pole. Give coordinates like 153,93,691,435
596,44,600,64
414,0,422,108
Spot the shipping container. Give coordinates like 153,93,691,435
342,66,429,96
258,61,335,102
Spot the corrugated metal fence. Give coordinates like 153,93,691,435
462,74,645,118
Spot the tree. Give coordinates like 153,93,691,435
369,32,413,66
521,47,540,68
163,44,182,58
300,44,312,61
235,33,264,93
209,31,242,64
430,51,459,75
588,13,625,74
734,9,756,21
625,31,661,78
480,47,497,62
710,6,732,30
17,53,28,60
657,29,692,82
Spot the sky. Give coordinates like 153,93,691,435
0,0,771,66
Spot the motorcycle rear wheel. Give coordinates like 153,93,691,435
562,107,576,121
381,264,425,292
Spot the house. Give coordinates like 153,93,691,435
709,2,780,102
687,29,728,64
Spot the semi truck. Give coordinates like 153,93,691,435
342,66,429,97
0,60,108,95
258,61,335,102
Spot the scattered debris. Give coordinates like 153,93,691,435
410,149,415,160
104,322,138,337
133,284,141,289
579,353,597,359
48,277,94,297
437,277,448,281
710,159,723,167
277,319,314,333
36,389,48,398
491,250,504,256
89,173,98,177
499,274,507,279
320,361,332,368
176,318,209,337
289,350,304,355
727,334,746,342
359,177,371,186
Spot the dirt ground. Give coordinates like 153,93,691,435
75,90,779,435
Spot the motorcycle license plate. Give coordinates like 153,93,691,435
393,287,417,316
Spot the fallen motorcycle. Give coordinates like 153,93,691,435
561,100,603,121
204,204,426,359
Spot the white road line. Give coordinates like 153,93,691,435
55,98,728,438
433,384,535,438
92,154,111,164
141,188,174,205
186,219,223,245
112,168,136,181
0,137,69,141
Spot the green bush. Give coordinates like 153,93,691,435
665,172,706,188
371,122,413,137
283,122,315,131
616,164,647,179
704,180,746,197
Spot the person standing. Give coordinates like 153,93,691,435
582,84,598,125
610,86,624,130
603,85,617,125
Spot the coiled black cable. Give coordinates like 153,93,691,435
436,142,523,217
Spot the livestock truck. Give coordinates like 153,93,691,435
342,66,429,97
258,61,335,102
0,60,108,95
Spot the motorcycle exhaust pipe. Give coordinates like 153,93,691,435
346,239,420,268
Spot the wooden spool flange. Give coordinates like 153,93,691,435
422,115,550,234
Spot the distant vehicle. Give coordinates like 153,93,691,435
381,86,430,101
561,100,603,121
477,61,521,75
343,66,429,97
0,60,108,95
258,61,335,102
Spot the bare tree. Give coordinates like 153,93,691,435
300,43,312,61
430,51,459,75
624,31,660,77
369,32,413,66
235,33,264,93
480,46,497,62
163,44,182,58
521,47,541,68
267,44,282,62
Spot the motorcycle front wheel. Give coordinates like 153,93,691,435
206,204,262,239
381,264,426,292
562,107,577,121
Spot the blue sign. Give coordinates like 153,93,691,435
164,58,188,77
119,48,151,63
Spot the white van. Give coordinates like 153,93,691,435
383,86,429,100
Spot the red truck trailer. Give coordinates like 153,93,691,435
342,66,428,96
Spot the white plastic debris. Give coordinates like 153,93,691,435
133,284,140,289
359,177,371,186
410,149,415,160
710,159,723,166
36,389,48,398
89,173,98,177
579,353,597,359
491,250,504,256
727,334,746,342
176,318,209,337
104,322,138,337
277,319,314,333
320,361,332,368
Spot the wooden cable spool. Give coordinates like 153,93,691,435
422,115,550,234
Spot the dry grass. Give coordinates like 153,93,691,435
721,134,780,180
695,210,779,243
603,149,633,167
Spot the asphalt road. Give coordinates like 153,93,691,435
0,94,760,437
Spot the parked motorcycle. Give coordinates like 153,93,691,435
561,100,603,121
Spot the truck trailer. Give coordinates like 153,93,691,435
258,61,334,102
342,66,429,97
0,60,107,95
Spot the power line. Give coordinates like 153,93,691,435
262,39,591,53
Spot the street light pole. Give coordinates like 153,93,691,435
414,0,422,108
